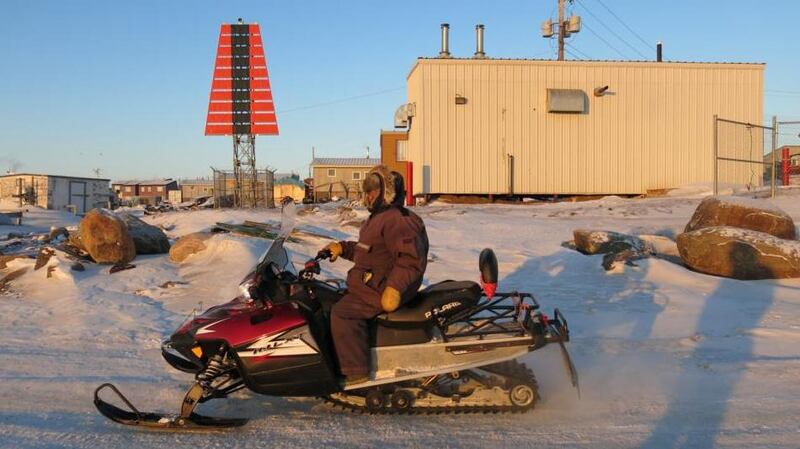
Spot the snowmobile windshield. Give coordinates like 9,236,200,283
259,237,290,272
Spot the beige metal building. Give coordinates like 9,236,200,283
402,58,764,196
310,157,379,202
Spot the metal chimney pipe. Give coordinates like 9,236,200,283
439,23,451,58
656,41,663,62
474,24,486,58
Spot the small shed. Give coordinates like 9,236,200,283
0,173,110,214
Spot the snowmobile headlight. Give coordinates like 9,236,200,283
191,345,203,358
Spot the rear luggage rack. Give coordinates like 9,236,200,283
441,292,541,341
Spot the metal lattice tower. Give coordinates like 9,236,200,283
205,19,278,208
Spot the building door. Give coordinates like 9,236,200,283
69,181,87,214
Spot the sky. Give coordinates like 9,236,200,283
1,0,799,181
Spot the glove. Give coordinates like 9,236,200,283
381,286,401,313
323,242,343,262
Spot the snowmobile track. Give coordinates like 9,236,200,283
321,360,539,415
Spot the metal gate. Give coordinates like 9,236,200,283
713,115,776,197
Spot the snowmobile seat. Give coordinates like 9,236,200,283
375,280,482,329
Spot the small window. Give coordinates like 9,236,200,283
327,168,336,177
125,186,132,193
157,186,163,192
396,140,407,161
353,171,361,181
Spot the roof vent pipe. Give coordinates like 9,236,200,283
439,23,451,58
656,41,663,62
474,24,486,58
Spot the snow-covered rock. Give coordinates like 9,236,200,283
684,196,796,239
118,213,170,254
573,229,651,255
78,209,136,264
677,226,800,279
169,231,214,263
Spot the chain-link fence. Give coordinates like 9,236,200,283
211,167,275,208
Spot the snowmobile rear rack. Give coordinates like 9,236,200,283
94,383,248,431
441,292,568,343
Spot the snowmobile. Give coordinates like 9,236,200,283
94,209,579,430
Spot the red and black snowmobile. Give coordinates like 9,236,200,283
94,212,578,430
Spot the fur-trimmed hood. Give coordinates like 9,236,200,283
366,165,396,205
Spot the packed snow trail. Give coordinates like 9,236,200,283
2,190,800,448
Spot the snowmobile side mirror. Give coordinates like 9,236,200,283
479,248,498,298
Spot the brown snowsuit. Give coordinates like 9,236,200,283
331,170,428,376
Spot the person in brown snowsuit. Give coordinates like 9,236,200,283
323,165,428,386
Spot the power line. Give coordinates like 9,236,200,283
566,42,592,59
593,0,653,50
575,0,648,59
278,87,405,114
564,48,584,60
582,22,629,59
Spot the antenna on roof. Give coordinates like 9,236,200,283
366,145,370,159
92,168,102,178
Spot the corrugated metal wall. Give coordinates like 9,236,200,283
406,59,765,195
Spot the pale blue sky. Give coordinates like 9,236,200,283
1,0,798,180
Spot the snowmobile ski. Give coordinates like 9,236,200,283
94,383,247,431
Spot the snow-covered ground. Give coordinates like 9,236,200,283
2,188,800,448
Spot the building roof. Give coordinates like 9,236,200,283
311,157,380,167
1,172,110,181
415,57,765,65
180,179,214,186
275,177,306,188
113,179,176,186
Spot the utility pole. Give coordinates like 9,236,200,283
541,0,579,60
557,0,565,61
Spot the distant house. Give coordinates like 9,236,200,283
0,173,110,214
273,173,306,203
310,157,379,202
112,179,178,205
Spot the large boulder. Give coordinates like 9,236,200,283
685,196,796,240
677,226,800,280
118,213,170,254
169,232,214,263
79,209,136,264
573,229,650,255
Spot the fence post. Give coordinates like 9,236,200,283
713,114,719,196
771,116,777,198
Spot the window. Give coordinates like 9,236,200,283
353,171,361,180
396,140,407,161
327,168,336,177
125,186,132,193
157,186,163,192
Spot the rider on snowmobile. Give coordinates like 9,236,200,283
322,165,429,386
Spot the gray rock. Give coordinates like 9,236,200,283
118,213,171,254
573,229,650,255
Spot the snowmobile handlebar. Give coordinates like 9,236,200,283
299,250,332,281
